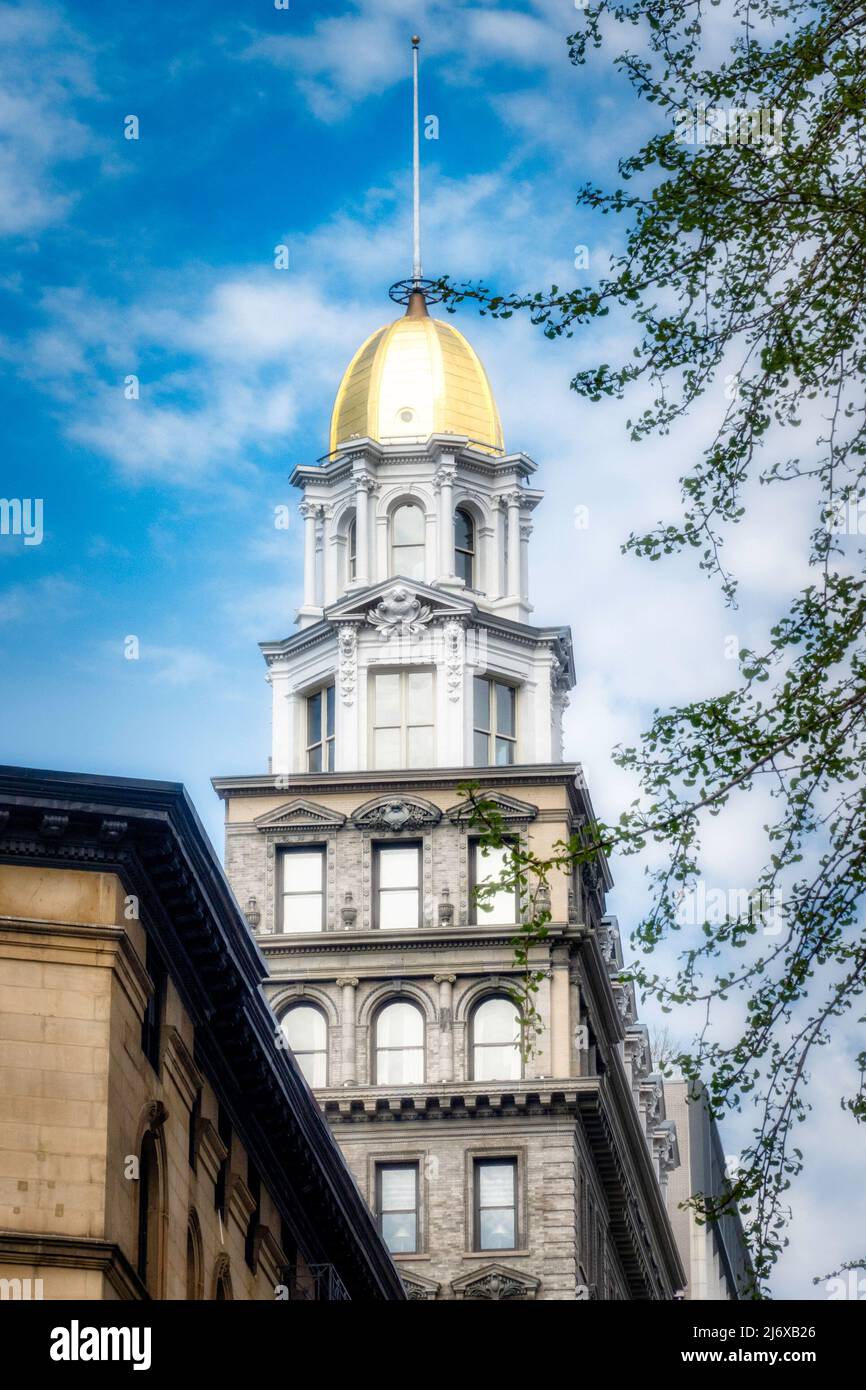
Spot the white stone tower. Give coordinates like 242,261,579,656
213,38,685,1301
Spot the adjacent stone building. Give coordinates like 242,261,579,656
664,1079,754,1300
213,283,687,1300
0,766,404,1302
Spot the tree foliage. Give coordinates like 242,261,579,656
446,0,866,1296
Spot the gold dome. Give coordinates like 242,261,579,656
329,292,504,455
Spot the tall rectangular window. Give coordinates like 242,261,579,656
279,847,325,933
371,671,434,769
470,841,519,925
473,676,516,766
375,843,421,929
141,937,166,1073
376,1163,419,1254
474,1158,518,1251
306,685,335,771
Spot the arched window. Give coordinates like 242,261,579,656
186,1210,203,1300
347,518,357,582
390,503,425,580
375,1000,425,1084
280,1004,328,1087
454,507,475,587
471,996,522,1081
213,1256,233,1301
137,1130,162,1295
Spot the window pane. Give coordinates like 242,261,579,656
374,728,401,768
479,1161,515,1207
473,676,490,730
474,845,516,924
379,888,419,929
374,673,401,727
496,682,516,737
296,1050,327,1087
283,852,323,892
473,730,490,766
307,744,322,773
394,543,425,580
407,671,434,723
495,737,515,767
281,1005,326,1053
378,846,419,888
407,725,434,768
325,685,335,737
382,1211,417,1253
377,1002,424,1047
473,996,520,1045
474,1044,522,1081
307,691,322,744
455,549,473,586
281,893,323,932
381,1167,416,1210
455,509,473,552
479,1208,515,1250
377,1047,424,1085
393,504,425,544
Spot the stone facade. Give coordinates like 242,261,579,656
214,766,686,1300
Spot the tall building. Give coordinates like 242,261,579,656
0,767,403,1302
212,270,686,1299
664,1080,753,1300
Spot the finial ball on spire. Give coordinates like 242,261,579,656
412,35,420,46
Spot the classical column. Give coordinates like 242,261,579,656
519,522,532,606
435,465,456,579
321,504,336,606
504,490,522,598
353,474,371,585
267,661,294,776
337,976,360,1085
434,974,457,1082
300,501,318,607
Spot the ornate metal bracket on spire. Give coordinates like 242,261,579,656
389,36,444,309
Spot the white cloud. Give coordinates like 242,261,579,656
0,3,100,236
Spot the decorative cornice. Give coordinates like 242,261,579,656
254,799,348,834
163,1025,203,1113
446,790,539,824
194,1116,228,1188
351,795,442,833
0,1233,146,1301
451,1263,540,1301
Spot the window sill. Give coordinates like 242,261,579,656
462,1249,529,1260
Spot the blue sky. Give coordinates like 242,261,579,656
1,0,863,1296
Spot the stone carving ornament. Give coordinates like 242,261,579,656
352,798,441,832
336,624,357,706
367,586,432,638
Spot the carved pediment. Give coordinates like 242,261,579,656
254,799,347,833
400,1270,441,1300
446,791,538,824
351,795,442,833
450,1263,540,1301
326,578,475,629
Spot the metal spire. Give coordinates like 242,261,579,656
412,35,422,284
389,34,442,307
